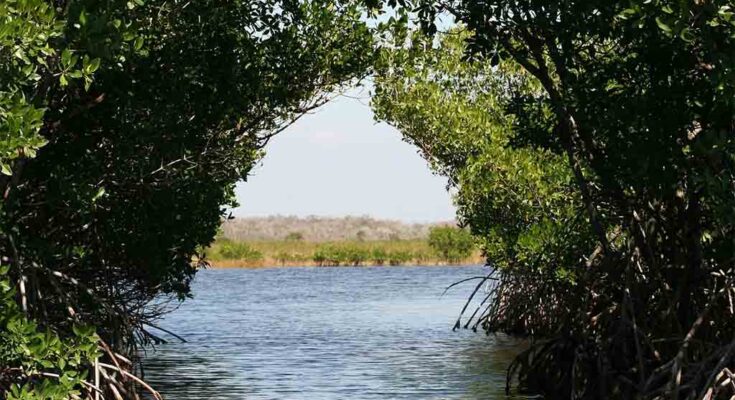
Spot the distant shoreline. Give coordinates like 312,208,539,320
208,260,484,269
204,237,485,269
221,215,455,242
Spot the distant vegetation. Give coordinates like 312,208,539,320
207,226,482,267
221,215,453,242
427,226,475,263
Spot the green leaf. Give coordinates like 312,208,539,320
655,17,672,34
92,187,106,202
88,58,101,73
679,27,694,43
61,49,72,67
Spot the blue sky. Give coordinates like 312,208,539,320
231,86,457,222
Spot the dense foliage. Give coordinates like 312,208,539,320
0,266,99,400
373,28,587,291
373,1,735,396
427,226,474,263
1,0,372,397
5,0,734,397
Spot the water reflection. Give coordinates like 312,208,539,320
142,266,528,399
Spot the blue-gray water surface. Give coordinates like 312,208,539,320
142,265,526,399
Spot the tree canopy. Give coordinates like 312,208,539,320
373,1,735,397
373,28,587,279
1,0,373,397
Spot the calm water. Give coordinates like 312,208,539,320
141,266,527,399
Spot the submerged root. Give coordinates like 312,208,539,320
456,263,735,399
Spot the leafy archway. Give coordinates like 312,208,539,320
0,1,372,397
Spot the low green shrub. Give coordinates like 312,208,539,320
371,248,387,265
313,245,371,266
427,226,475,263
387,250,413,266
210,240,263,262
344,247,370,266
313,245,342,266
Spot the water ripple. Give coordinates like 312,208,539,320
142,266,527,399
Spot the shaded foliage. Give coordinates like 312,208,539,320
1,0,373,397
0,266,99,399
373,2,735,395
373,28,586,284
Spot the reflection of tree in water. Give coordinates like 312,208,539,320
461,334,531,399
142,352,252,400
